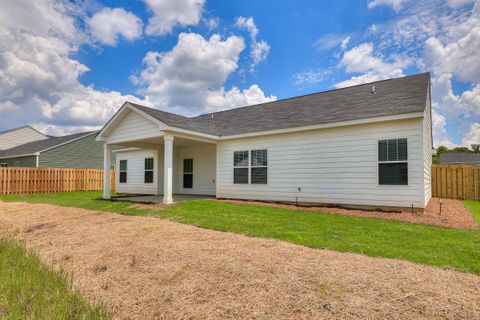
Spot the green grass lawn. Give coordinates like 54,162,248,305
464,200,480,224
0,238,109,319
1,192,480,275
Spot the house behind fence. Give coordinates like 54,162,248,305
439,153,480,165
0,129,115,169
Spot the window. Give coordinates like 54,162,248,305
119,160,127,183
378,138,408,185
233,149,268,184
0,163,7,167
144,158,154,183
233,151,249,184
13,161,20,167
251,149,267,184
183,159,193,188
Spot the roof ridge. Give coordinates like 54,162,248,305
195,72,431,118
0,125,47,136
128,102,192,119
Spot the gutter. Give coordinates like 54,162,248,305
0,153,36,160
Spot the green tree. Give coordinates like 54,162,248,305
436,145,449,154
453,147,470,153
472,144,480,153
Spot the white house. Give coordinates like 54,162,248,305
96,73,433,210
0,126,48,150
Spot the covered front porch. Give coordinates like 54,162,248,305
102,134,217,204
96,103,218,205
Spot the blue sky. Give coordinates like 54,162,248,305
0,0,479,147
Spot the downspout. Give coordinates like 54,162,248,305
34,152,40,167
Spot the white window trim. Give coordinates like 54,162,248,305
183,158,193,174
233,150,249,184
250,149,268,185
377,138,409,186
233,149,268,185
119,159,127,184
144,158,154,184
183,158,193,189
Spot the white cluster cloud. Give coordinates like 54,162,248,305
463,122,480,146
0,0,274,134
205,84,275,111
335,43,409,87
144,0,205,36
335,0,480,147
235,16,270,73
0,0,148,135
368,0,405,11
422,2,480,146
133,32,275,115
87,8,143,46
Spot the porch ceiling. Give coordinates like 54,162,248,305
114,136,214,149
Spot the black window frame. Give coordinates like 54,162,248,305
378,138,408,186
183,158,193,189
119,160,127,183
144,158,154,184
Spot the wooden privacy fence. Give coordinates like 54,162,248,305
432,165,480,200
0,167,115,195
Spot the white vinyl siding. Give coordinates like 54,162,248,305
173,144,216,195
115,149,158,194
423,90,433,206
0,127,48,150
217,118,426,208
117,144,216,196
106,110,161,143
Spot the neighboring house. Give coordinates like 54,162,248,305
439,153,480,165
96,72,433,210
0,131,115,168
0,126,49,150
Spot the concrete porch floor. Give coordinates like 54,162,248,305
111,194,214,204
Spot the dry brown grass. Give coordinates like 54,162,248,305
0,201,479,319
217,197,478,230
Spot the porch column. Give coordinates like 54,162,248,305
102,143,111,199
163,135,174,204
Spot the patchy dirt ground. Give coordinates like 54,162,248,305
217,198,478,230
0,201,479,320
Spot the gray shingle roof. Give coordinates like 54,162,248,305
439,153,480,164
128,73,430,137
0,131,96,158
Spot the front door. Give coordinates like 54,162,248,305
183,159,193,188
